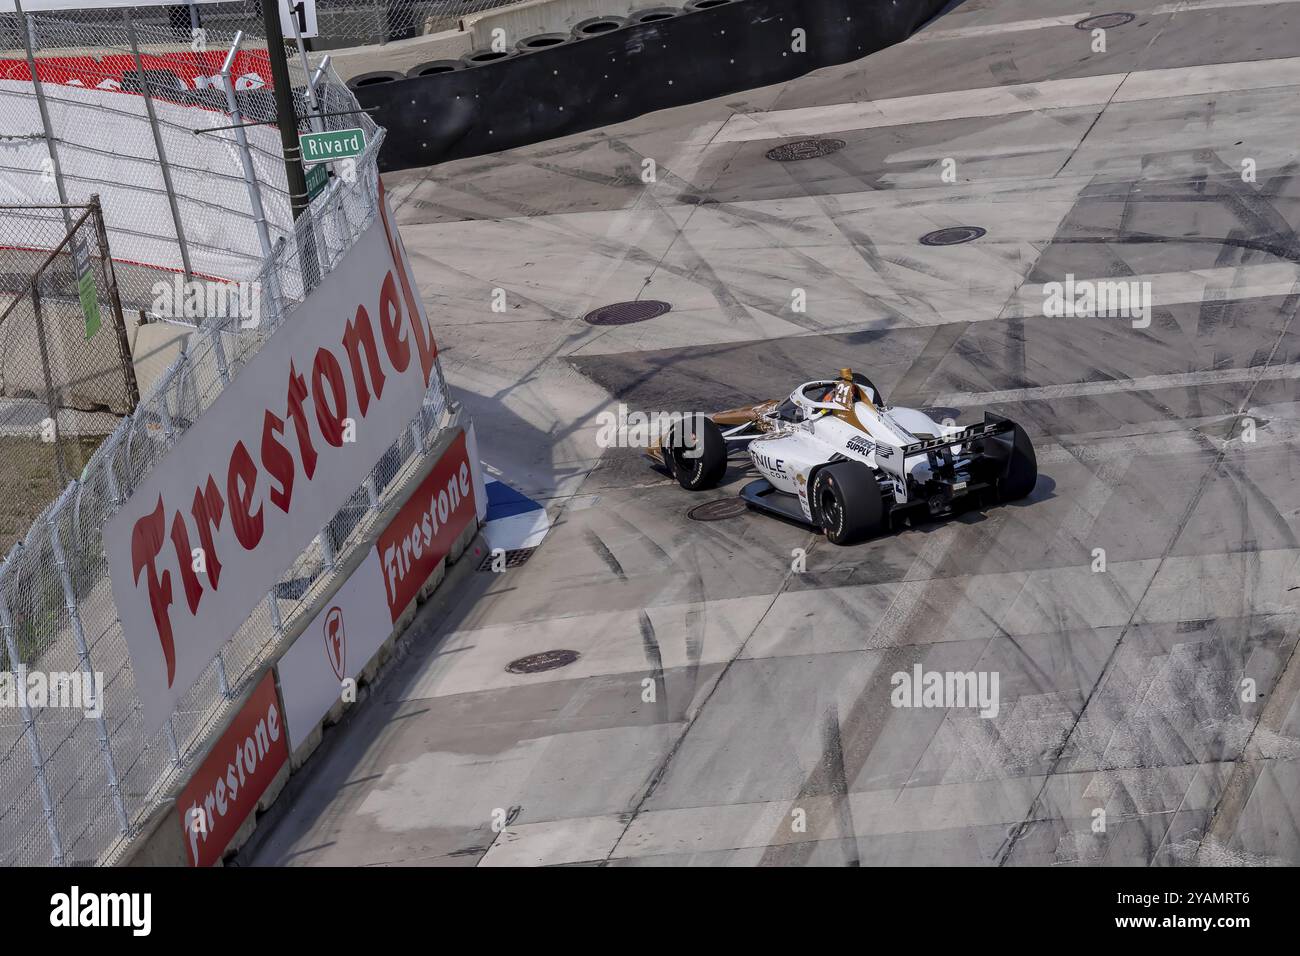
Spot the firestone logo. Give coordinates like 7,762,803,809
382,459,473,607
324,606,345,680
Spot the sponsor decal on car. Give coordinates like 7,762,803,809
753,449,787,477
846,435,875,457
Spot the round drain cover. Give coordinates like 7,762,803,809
583,300,671,326
506,649,580,674
1075,12,1135,29
765,138,846,162
919,226,986,246
687,497,748,521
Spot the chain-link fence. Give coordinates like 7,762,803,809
0,198,138,551
0,10,455,867
3,1,525,51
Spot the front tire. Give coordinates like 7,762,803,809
664,415,727,491
811,461,885,545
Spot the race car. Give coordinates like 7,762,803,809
648,368,1037,545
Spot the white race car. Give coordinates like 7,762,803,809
650,368,1037,545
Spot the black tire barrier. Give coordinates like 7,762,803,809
460,48,518,68
572,15,626,37
515,32,572,52
405,59,463,77
685,0,732,9
346,70,403,91
628,6,682,23
358,0,951,172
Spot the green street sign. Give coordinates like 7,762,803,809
299,127,366,165
71,237,101,340
305,161,329,201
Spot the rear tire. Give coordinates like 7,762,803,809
996,423,1038,501
664,416,727,491
811,462,885,545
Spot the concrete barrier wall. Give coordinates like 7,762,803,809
354,0,950,171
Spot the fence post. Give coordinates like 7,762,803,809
15,2,73,235
29,277,68,486
88,195,140,412
124,13,194,284
0,546,66,865
219,31,284,323
47,490,130,837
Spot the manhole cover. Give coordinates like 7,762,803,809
506,649,580,674
919,226,987,246
478,547,536,571
765,138,846,162
582,300,671,326
1074,12,1135,29
687,497,748,521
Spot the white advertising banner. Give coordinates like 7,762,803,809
278,548,391,751
278,428,479,750
106,196,442,733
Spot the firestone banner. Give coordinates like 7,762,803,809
278,429,478,750
106,194,440,733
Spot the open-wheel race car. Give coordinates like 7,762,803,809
648,368,1037,545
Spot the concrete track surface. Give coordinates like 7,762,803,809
247,0,1300,866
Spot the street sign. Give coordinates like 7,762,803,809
305,161,329,201
71,236,100,339
279,0,318,39
299,127,366,165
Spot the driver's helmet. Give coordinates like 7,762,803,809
820,368,859,407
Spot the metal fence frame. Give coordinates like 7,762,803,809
3,0,527,50
0,13,454,867
0,197,139,478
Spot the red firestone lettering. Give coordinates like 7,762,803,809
191,476,224,591
260,409,295,513
341,304,386,417
130,497,176,685
285,359,317,481
311,347,349,448
226,441,264,550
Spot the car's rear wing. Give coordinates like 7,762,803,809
873,413,1016,480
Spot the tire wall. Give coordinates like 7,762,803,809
356,0,949,171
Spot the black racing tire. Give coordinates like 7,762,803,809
573,15,627,37
664,415,727,491
406,59,463,78
515,32,571,52
996,423,1038,501
460,49,517,68
811,461,885,545
346,70,403,91
628,7,680,24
